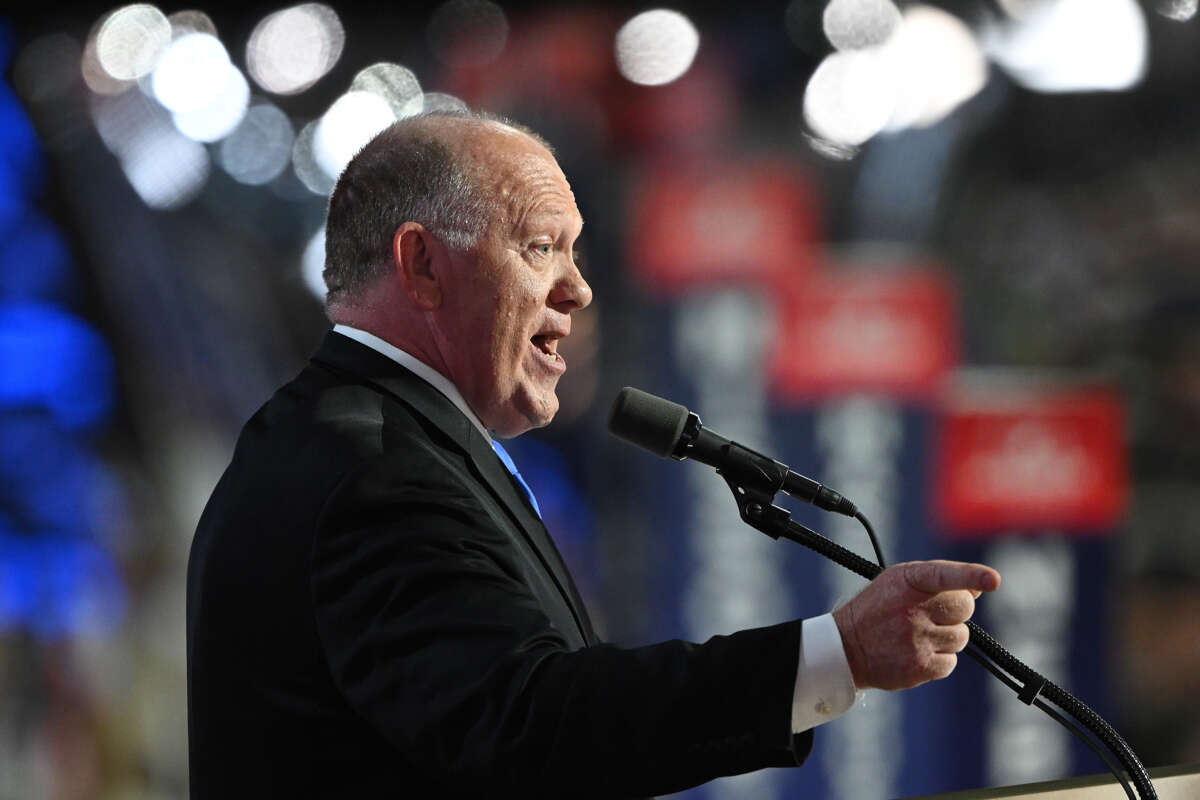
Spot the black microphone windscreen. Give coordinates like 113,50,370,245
608,387,690,458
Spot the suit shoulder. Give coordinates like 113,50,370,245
246,365,434,462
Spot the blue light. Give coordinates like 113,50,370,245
0,214,77,303
0,412,125,536
0,525,127,640
0,303,116,431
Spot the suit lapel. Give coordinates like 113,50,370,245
463,433,596,644
311,331,595,646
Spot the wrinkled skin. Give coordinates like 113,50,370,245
832,560,1002,690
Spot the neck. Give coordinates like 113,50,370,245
329,292,444,372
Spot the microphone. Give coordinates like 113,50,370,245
608,387,857,517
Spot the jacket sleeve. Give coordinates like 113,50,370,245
310,452,812,798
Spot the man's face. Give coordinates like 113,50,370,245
433,128,591,438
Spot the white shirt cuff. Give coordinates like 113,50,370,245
791,613,860,733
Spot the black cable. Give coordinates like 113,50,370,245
854,509,887,568
964,620,1155,798
962,642,1136,800
1033,696,1136,800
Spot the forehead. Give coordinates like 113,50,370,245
471,127,581,232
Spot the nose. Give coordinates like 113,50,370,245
550,259,592,312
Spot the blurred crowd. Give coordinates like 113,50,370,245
3,1,1200,798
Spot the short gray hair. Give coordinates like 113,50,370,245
322,109,549,304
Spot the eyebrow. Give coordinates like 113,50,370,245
518,212,584,241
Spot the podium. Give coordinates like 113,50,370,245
907,763,1200,799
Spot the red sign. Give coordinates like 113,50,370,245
932,382,1127,537
626,159,821,293
768,267,958,401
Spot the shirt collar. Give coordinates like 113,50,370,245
332,324,493,445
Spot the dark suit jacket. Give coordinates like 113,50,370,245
187,331,812,798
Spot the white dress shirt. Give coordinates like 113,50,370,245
332,324,860,733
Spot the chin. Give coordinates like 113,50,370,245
505,388,558,437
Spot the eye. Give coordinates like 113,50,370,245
531,242,554,258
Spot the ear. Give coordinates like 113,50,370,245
394,222,443,310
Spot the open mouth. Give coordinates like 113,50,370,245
530,334,565,368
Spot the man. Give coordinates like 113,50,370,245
187,111,1000,798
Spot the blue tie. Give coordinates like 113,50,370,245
492,440,542,518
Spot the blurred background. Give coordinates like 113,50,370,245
3,0,1200,797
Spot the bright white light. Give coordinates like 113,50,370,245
883,5,987,130
823,0,902,50
95,4,172,81
984,0,1147,93
1157,0,1198,20
804,49,896,147
615,9,700,86
171,65,250,142
351,63,424,119
804,4,988,151
120,127,210,209
427,0,509,67
246,4,345,95
301,226,328,301
313,91,396,180
151,33,232,113
219,104,295,185
293,120,336,195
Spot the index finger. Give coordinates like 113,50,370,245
903,560,1001,595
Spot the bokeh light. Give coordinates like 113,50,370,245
0,305,116,431
823,0,902,51
985,0,1148,93
292,120,336,195
615,9,700,86
804,49,895,148
90,71,213,206
218,104,295,186
301,226,327,300
804,4,988,151
246,4,345,95
350,63,424,119
170,64,250,143
420,92,469,114
313,91,396,180
151,33,233,113
881,5,987,131
167,10,218,38
427,0,509,67
94,4,172,82
1156,0,1199,20
81,29,132,95
90,88,168,160
120,128,210,209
